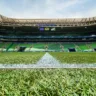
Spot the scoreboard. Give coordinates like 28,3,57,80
39,27,56,31
37,24,56,31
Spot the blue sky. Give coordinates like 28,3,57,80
0,0,96,18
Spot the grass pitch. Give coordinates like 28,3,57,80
50,52,96,64
0,52,44,64
0,69,96,95
0,52,96,64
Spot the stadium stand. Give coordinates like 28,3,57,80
0,14,96,52
0,42,96,52
61,43,75,52
48,43,61,51
91,42,96,48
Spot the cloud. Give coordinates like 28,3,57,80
0,0,96,18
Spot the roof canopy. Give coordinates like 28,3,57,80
0,14,96,27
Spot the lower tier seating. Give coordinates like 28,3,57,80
0,42,96,52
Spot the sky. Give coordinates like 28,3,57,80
0,0,96,18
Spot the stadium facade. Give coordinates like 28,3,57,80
0,14,96,52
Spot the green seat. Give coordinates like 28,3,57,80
48,43,61,51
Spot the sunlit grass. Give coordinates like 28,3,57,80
0,52,96,64
0,52,45,64
0,69,96,95
50,52,96,64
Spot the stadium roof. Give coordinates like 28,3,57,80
0,14,96,27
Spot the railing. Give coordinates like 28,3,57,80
1,22,96,27
0,36,96,39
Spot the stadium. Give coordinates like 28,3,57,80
0,14,96,65
0,14,96,52
0,0,96,95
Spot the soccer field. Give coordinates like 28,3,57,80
0,52,45,64
0,52,96,64
0,69,96,95
50,52,96,64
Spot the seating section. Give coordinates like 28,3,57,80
0,42,12,51
48,43,61,51
0,42,96,52
33,43,45,49
61,43,75,52
29,43,46,51
91,43,96,48
0,43,4,48
74,43,88,51
9,43,32,51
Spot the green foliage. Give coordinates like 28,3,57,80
50,52,96,64
0,69,96,95
0,52,44,64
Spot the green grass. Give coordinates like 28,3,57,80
0,69,96,96
50,52,96,64
0,52,96,64
0,52,44,64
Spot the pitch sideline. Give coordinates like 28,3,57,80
0,52,96,68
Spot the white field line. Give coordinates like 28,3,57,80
36,52,61,66
0,53,96,68
0,64,96,69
